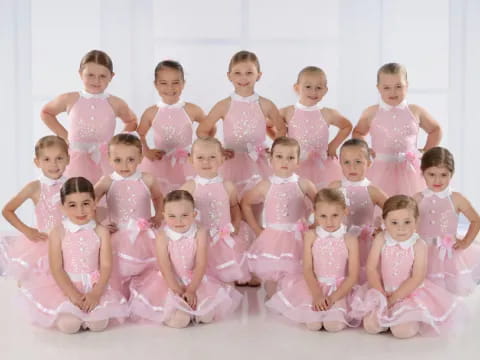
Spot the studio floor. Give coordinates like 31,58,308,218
1,278,479,360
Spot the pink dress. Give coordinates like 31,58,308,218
139,100,195,193
247,174,307,282
340,178,376,282
19,219,128,328
65,91,116,184
288,102,342,188
417,187,480,296
193,176,253,283
367,100,425,196
221,93,271,195
266,225,360,327
129,224,242,324
0,175,66,281
350,232,461,336
106,171,157,280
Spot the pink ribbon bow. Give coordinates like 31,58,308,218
126,218,155,245
400,151,419,172
436,235,455,261
210,223,235,248
246,143,266,162
294,220,308,241
169,148,189,167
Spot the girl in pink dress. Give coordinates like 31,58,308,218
129,190,242,328
414,147,480,296
197,50,287,195
1,136,69,280
351,195,462,338
353,63,442,196
41,50,137,185
281,66,351,188
19,177,128,333
266,189,360,332
328,139,387,282
138,60,206,193
242,137,316,299
181,137,253,284
95,134,163,288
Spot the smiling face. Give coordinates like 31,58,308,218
315,202,347,233
154,67,185,105
423,166,452,192
163,199,196,233
108,144,142,178
295,72,328,107
62,192,96,225
190,141,224,178
270,144,299,178
384,208,417,242
227,61,261,96
79,62,113,94
34,145,69,180
339,145,371,182
377,72,408,106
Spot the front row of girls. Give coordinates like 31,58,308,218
2,134,479,337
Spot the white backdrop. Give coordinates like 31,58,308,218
1,0,479,230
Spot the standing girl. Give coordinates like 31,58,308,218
414,147,480,295
282,66,351,188
267,189,360,332
129,190,242,328
1,136,69,280
137,60,206,193
242,137,316,299
197,50,287,195
352,63,442,196
41,49,137,184
19,177,128,333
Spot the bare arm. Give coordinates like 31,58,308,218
366,233,386,294
352,106,377,140
261,98,287,139
40,93,78,140
368,185,388,209
186,227,208,293
185,103,215,136
322,108,353,158
144,173,164,227
330,234,360,304
303,231,323,299
196,99,229,137
156,231,184,294
224,181,241,232
412,105,442,152
109,96,137,132
94,176,112,204
299,178,317,205
241,180,270,236
452,192,480,249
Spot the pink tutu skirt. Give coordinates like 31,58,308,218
350,281,463,336
266,274,360,327
129,269,242,324
297,155,342,189
427,241,480,296
65,144,111,185
247,228,304,282
19,271,129,328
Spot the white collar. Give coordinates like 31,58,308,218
270,174,299,185
157,99,185,109
39,175,67,186
80,90,109,99
110,171,142,181
379,98,408,111
165,224,197,241
294,101,321,111
422,187,452,199
231,92,259,103
63,219,96,233
384,231,418,249
341,178,371,187
316,224,346,238
194,175,223,185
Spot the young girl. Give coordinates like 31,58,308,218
181,137,252,284
94,134,163,285
197,50,287,195
137,60,206,193
129,190,242,328
351,195,461,338
1,136,69,280
18,177,128,333
41,49,137,185
328,139,387,281
266,189,360,332
414,147,480,296
243,137,316,298
352,63,442,196
281,66,351,188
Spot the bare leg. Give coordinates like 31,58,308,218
85,319,109,332
306,321,323,331
56,314,82,334
363,313,387,334
391,322,419,339
165,310,191,328
264,280,277,300
323,321,346,332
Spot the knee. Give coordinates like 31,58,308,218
86,319,109,332
391,323,419,339
306,321,323,331
56,315,82,334
166,311,191,329
323,321,346,333
363,314,382,334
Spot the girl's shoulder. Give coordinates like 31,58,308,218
363,104,379,116
258,95,276,109
281,105,295,121
143,104,160,116
328,179,342,189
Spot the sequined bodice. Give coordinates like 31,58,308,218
193,182,231,229
62,226,100,274
264,177,306,224
381,237,416,291
417,192,457,241
68,94,116,143
312,230,348,280
151,106,192,151
167,228,197,279
343,184,375,227
288,108,329,159
35,182,64,232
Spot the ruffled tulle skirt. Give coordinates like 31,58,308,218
65,145,111,185
139,156,194,194
296,155,342,189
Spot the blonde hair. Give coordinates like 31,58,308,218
108,133,142,154
314,188,347,209
382,195,419,220
340,139,371,161
270,136,301,159
35,136,69,158
191,136,224,155
377,62,407,84
296,66,326,83
228,50,260,72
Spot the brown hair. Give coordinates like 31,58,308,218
377,62,407,84
191,136,224,155
35,136,69,158
340,138,371,160
421,146,455,174
382,195,419,220
154,60,185,82
164,190,195,207
228,50,260,72
314,188,347,209
108,133,142,154
79,50,113,73
270,136,301,159
60,177,95,204
296,66,326,84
